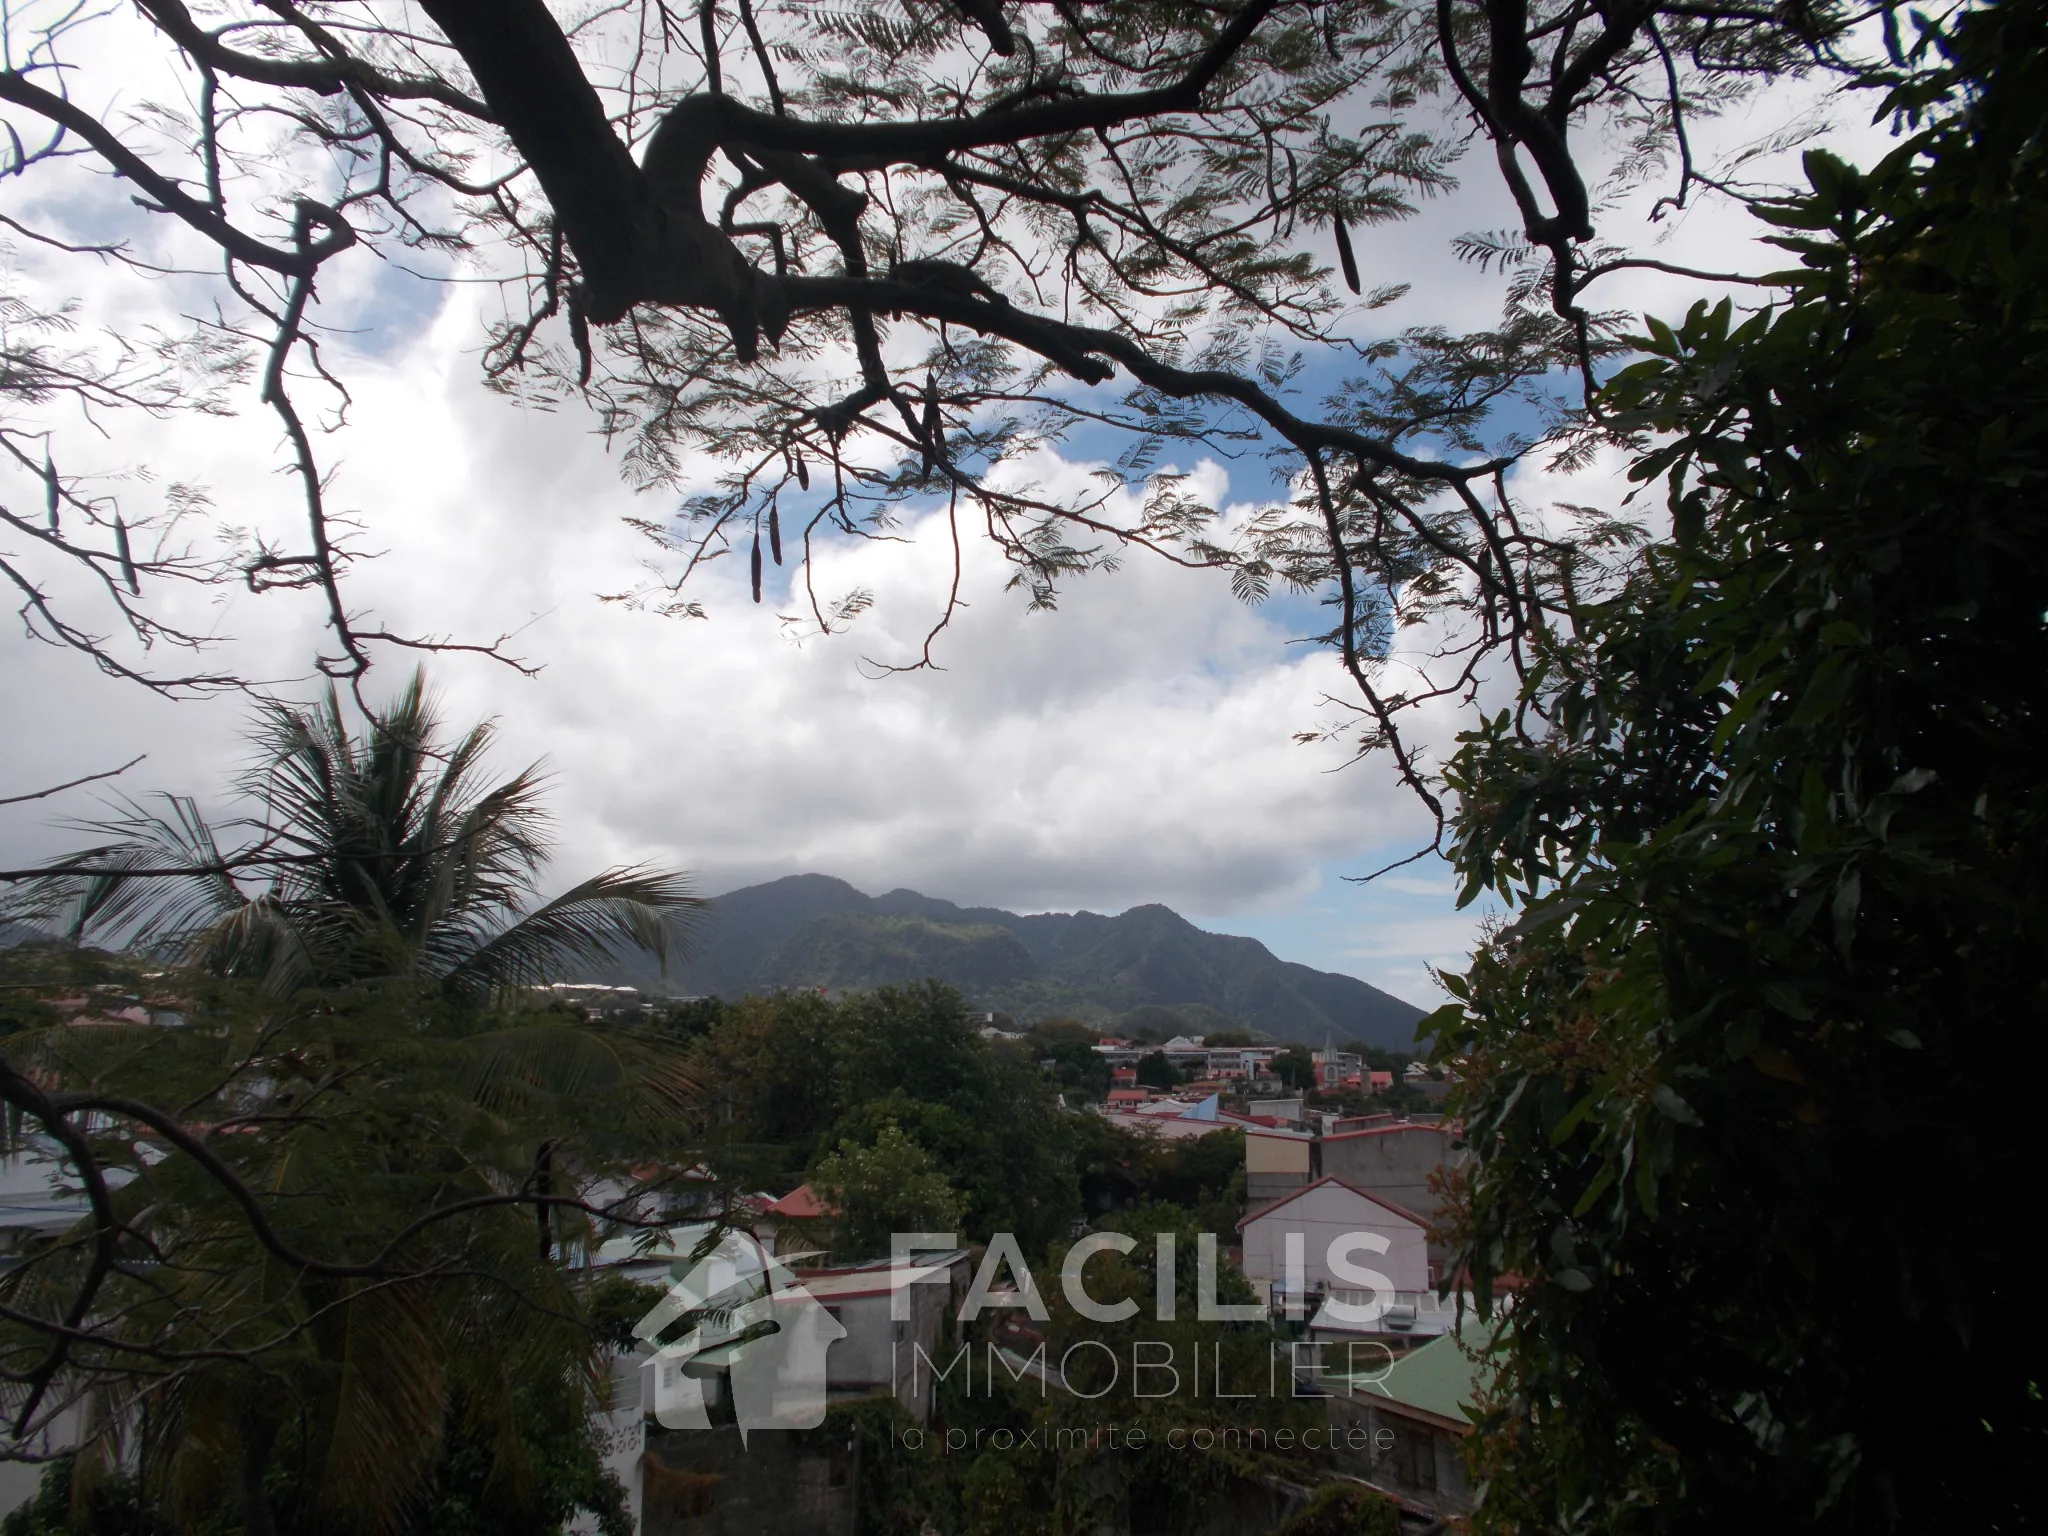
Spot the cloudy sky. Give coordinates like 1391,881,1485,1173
0,21,1886,1008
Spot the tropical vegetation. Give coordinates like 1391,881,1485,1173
1429,2,2048,1528
12,672,699,1002
0,677,705,1534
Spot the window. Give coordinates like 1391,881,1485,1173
1407,1431,1438,1490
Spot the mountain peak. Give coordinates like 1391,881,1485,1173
589,873,1423,1049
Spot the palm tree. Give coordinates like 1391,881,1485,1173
15,671,702,1000
1,674,705,1533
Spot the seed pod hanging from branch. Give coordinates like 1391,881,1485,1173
794,452,809,491
568,295,593,387
1333,216,1361,295
920,372,940,482
750,523,763,603
114,516,139,595
768,503,782,566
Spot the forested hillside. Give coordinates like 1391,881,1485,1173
590,874,1424,1047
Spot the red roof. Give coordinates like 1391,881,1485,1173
764,1183,835,1219
1235,1174,1428,1233
1107,1088,1151,1104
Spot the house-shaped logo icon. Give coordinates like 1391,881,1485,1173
633,1229,846,1444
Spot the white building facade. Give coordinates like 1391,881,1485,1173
1237,1176,1430,1307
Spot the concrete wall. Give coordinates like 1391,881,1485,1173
1244,1128,1314,1205
820,1275,954,1424
1325,1393,1475,1519
1315,1125,1462,1226
639,1425,855,1536
1240,1181,1429,1294
820,1292,896,1393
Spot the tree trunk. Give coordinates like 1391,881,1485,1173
535,1139,555,1262
239,1411,281,1536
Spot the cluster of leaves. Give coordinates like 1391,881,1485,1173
0,963,668,1534
679,973,1263,1265
1270,1481,1402,1536
1268,1048,1317,1092
811,1122,967,1260
3,1362,630,1536
1113,1132,1249,1240
1134,1049,1186,1091
1427,1,2048,1528
1019,1018,1113,1104
1,1454,165,1536
408,1367,633,1536
680,980,1088,1255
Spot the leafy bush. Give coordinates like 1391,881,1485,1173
1433,3,2048,1528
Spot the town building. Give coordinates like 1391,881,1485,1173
1244,1122,1317,1203
1323,1318,1495,1523
1307,1285,1470,1352
752,1183,836,1257
1312,1046,1364,1090
594,1237,974,1536
1318,1122,1464,1263
1237,1176,1430,1308
1239,1117,1468,1273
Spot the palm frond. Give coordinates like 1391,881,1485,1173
0,794,258,955
316,1280,449,1529
12,670,708,1007
453,1016,703,1122
441,867,706,996
411,766,553,975
455,1022,631,1114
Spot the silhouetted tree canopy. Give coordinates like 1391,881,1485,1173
2,0,1885,838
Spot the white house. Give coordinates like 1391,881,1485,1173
1237,1176,1430,1307
796,1249,974,1423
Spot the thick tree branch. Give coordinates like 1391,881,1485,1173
413,0,653,318
782,274,1512,482
134,0,495,120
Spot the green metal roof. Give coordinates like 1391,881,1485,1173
1375,1317,1495,1426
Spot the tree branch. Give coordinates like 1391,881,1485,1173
0,71,354,276
0,757,145,808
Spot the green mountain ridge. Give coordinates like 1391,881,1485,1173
588,874,1426,1049
761,912,1039,991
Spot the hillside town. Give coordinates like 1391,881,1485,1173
557,1018,1491,1534
1,0,2032,1529
1,951,1489,1536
